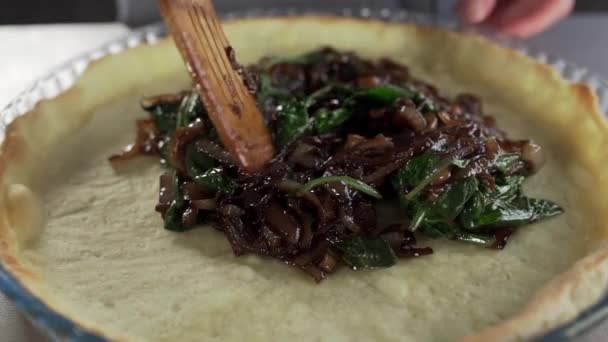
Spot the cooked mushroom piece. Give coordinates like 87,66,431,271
522,141,545,173
393,99,427,132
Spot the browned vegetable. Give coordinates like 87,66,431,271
114,47,563,281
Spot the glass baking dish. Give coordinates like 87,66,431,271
1,7,607,342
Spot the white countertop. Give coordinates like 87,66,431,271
0,15,607,341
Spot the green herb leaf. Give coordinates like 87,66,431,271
145,91,202,161
185,143,236,195
147,103,179,136
257,74,290,103
401,154,444,188
459,176,563,230
274,98,311,147
305,85,356,134
185,143,214,171
313,107,353,134
493,153,521,174
431,177,479,221
305,84,354,108
334,237,398,269
413,92,439,112
273,85,361,146
357,84,416,103
176,91,202,128
391,153,469,202
357,85,438,112
163,171,189,232
191,167,236,195
299,176,382,199
410,178,479,235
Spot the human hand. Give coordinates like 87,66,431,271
456,0,575,37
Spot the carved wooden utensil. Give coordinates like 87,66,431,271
158,0,274,172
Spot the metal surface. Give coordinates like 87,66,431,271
0,8,607,342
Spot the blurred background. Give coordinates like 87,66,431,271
0,0,606,25
1,0,606,106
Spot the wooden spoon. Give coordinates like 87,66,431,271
158,0,274,173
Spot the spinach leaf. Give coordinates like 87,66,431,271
306,85,357,134
176,91,202,128
257,74,290,103
274,98,311,147
429,177,479,221
398,153,444,189
269,80,439,145
459,176,563,230
270,81,441,146
391,153,469,202
191,167,236,195
409,177,479,234
356,85,438,112
334,236,398,269
147,103,179,136
299,176,383,199
274,84,355,146
147,92,204,163
185,143,236,195
412,92,439,112
357,84,416,103
493,153,521,174
313,107,352,134
163,171,189,232
145,91,201,138
185,143,214,172
305,84,354,107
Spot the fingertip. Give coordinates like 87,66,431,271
456,0,497,24
489,0,575,37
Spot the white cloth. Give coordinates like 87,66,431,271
0,17,607,341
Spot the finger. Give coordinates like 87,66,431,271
456,0,497,24
485,0,575,37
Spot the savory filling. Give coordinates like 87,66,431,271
111,48,562,281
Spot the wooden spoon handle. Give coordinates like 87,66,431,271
159,0,274,172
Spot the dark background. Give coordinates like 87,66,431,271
0,0,606,25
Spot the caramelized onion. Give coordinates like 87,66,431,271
394,105,426,132
191,199,218,210
195,139,234,165
318,250,338,273
168,121,204,173
264,202,302,245
182,182,206,200
182,207,199,226
109,119,159,164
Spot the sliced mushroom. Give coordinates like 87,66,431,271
522,141,545,174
